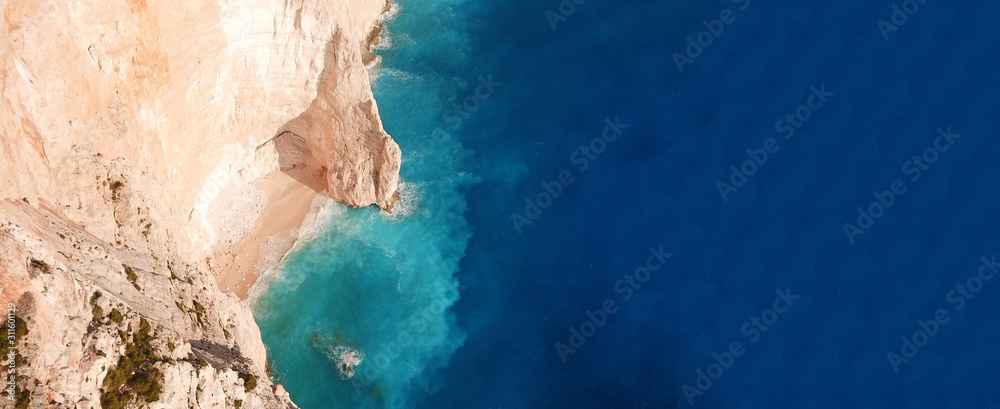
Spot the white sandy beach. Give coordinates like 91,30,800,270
210,167,326,299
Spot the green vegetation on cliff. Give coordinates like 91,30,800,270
100,318,163,409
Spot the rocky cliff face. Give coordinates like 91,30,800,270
0,0,398,407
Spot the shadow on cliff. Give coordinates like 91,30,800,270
250,32,342,194
254,27,395,207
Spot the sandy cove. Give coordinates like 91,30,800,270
208,14,394,300
209,167,326,300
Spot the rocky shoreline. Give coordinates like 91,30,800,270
0,0,399,407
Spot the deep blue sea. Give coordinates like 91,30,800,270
252,1,1000,407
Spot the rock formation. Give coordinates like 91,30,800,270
0,0,399,407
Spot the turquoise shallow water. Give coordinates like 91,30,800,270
256,0,1000,408
251,3,478,408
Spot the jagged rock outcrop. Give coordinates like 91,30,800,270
0,0,398,407
1,200,294,408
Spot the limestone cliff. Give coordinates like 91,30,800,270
0,0,399,407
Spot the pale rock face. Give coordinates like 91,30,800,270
0,192,295,407
0,0,397,406
0,0,399,228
